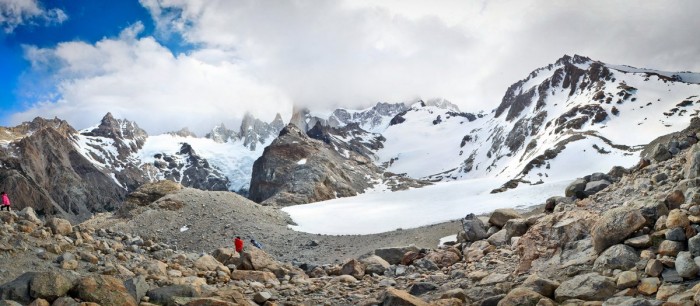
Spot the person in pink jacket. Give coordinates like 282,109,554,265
1,192,10,211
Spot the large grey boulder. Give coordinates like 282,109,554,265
629,199,668,226
489,209,522,228
0,272,36,304
675,251,699,278
653,143,672,162
29,271,75,302
461,213,488,241
585,180,611,196
374,245,420,265
565,178,588,197
591,207,646,254
360,255,390,275
554,273,615,302
593,244,639,271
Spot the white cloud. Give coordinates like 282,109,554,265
13,23,292,135
12,0,700,135
0,0,67,33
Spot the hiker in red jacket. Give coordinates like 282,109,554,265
0,192,10,211
234,236,244,253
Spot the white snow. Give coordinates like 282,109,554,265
438,234,457,247
297,158,307,165
180,225,189,232
283,178,569,235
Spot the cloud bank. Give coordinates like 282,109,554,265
10,0,700,135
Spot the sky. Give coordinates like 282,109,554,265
1,0,699,135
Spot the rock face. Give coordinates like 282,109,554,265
249,124,383,206
149,143,230,191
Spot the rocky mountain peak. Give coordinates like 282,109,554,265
167,127,197,138
205,123,238,143
81,113,148,159
289,106,327,132
0,117,76,142
239,112,287,151
423,98,461,112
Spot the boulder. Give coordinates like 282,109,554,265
379,288,429,306
146,285,197,306
675,251,699,278
0,272,36,304
645,259,664,277
124,275,148,303
638,277,660,295
554,273,615,302
653,143,672,162
591,207,646,254
461,213,488,241
184,298,239,306
665,227,686,241
29,271,74,302
629,199,668,225
521,275,560,298
497,288,547,306
194,254,223,272
658,240,684,257
504,218,529,240
593,244,639,271
360,255,390,275
424,250,460,268
565,178,588,197
685,145,700,179
666,190,686,210
624,235,652,248
616,271,639,289
340,259,365,278
253,292,272,304
211,248,239,266
230,271,279,284
375,245,420,265
73,275,137,306
18,207,41,224
666,209,690,229
408,282,438,296
689,234,700,256
489,209,523,227
584,180,611,195
413,258,439,271
46,218,72,236
487,229,509,246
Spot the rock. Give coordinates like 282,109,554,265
584,180,611,195
440,289,467,302
146,285,197,306
565,178,588,197
489,209,523,227
666,190,686,210
413,258,439,271
554,273,615,302
46,218,72,236
593,244,639,271
675,251,699,278
658,240,684,257
629,199,668,226
424,250,460,268
379,288,428,306
124,275,148,303
637,277,660,295
689,234,700,256
665,227,686,241
656,284,683,301
0,272,36,304
653,173,669,183
0,301,24,306
497,288,546,306
521,275,560,298
591,207,646,254
253,292,272,304
487,229,509,246
124,180,182,207
183,298,239,306
462,213,488,241
653,143,672,162
409,282,438,296
29,271,74,302
624,235,652,248
402,251,427,266
194,254,223,271
230,271,279,284
645,259,664,277
340,259,365,278
479,273,510,286
334,275,357,283
666,209,690,229
18,207,41,224
360,255,390,275
685,145,700,179
73,275,137,306
661,269,683,283
27,299,50,306
616,271,639,289
375,245,420,265
211,248,239,266
602,297,651,306
504,218,529,240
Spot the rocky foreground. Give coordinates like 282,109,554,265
3,125,700,305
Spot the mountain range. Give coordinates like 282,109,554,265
1,54,699,220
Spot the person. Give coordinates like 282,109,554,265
250,239,263,249
0,192,10,211
234,236,244,253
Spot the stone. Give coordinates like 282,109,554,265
653,173,669,184
479,273,510,286
375,245,420,265
18,207,42,224
675,251,699,278
593,244,639,271
565,178,588,197
340,259,365,278
658,240,684,257
504,218,529,240
124,275,148,303
413,258,439,271
656,284,683,301
183,298,239,306
645,259,664,277
424,250,460,268
462,213,488,241
554,273,615,302
666,209,690,229
334,275,357,283
665,227,686,241
147,285,197,305
29,271,74,302
360,255,391,275
521,275,560,298
629,199,668,226
211,248,239,266
230,270,279,284
666,190,686,210
661,269,683,283
624,235,652,248
591,207,646,254
27,299,50,306
46,218,72,236
653,143,672,162
584,180,611,195
440,289,467,302
74,275,137,306
489,209,523,227
253,292,272,304
0,272,37,304
688,234,700,256
637,277,660,295
616,271,638,289
194,254,223,271
498,288,546,306
409,282,438,296
487,229,509,246
379,288,428,306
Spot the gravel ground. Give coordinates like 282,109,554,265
91,188,461,265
